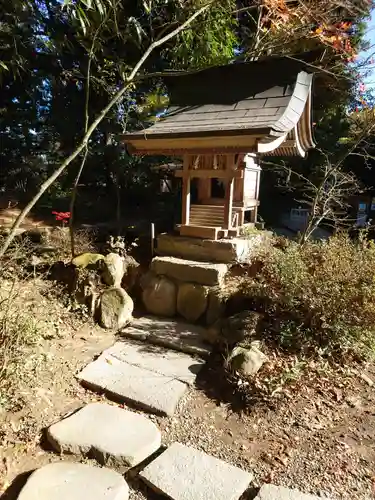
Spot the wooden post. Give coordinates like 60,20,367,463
223,176,234,229
252,159,261,223
181,155,191,225
181,176,191,225
151,222,155,257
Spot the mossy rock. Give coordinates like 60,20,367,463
72,252,105,269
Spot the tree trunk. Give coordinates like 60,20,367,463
69,147,89,257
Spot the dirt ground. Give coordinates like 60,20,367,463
1,279,375,500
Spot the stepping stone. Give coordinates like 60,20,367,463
78,341,205,416
123,316,212,358
140,442,253,500
255,485,327,499
47,403,161,467
17,462,129,500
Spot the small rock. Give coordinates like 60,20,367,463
100,287,133,330
229,343,268,376
177,283,208,322
142,276,177,317
102,252,125,287
360,373,374,386
72,252,105,269
17,462,129,500
346,396,361,408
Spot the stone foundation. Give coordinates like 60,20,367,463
141,257,227,325
142,231,271,325
156,232,271,264
141,256,229,325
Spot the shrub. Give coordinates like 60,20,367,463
49,227,97,260
0,280,42,408
231,233,375,360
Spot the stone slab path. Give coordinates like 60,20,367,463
17,462,129,500
140,442,253,500
13,315,328,500
122,316,212,358
255,484,325,499
47,402,161,467
78,340,205,416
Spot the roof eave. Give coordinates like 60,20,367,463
123,126,271,143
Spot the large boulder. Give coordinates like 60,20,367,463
102,252,125,287
100,287,134,330
102,252,141,291
206,289,226,326
229,342,268,376
177,283,208,323
142,276,177,317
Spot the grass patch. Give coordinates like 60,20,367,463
0,279,43,409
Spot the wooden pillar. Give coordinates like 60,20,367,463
181,176,191,225
181,155,191,225
223,177,234,229
252,159,261,224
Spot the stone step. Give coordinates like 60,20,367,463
47,403,161,467
78,340,206,416
17,462,129,500
140,442,253,500
156,233,264,264
255,484,329,499
122,316,212,358
151,256,228,286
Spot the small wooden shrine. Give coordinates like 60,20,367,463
123,54,316,239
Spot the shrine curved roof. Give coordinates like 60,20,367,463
124,53,318,156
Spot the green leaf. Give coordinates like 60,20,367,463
128,16,146,44
94,0,106,15
143,0,151,14
77,6,89,34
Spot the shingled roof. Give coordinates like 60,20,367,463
124,54,317,156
